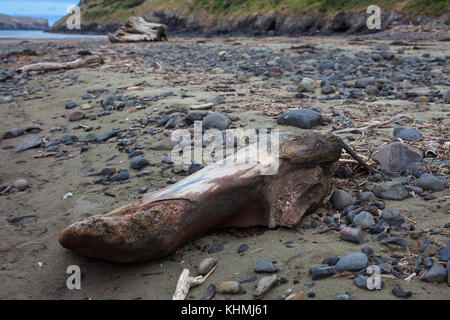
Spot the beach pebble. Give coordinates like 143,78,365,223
405,162,427,178
13,178,30,191
87,84,106,93
358,191,376,203
336,293,351,300
372,182,409,200
216,281,241,294
421,261,447,283
340,227,366,244
298,77,317,92
65,101,77,109
14,136,44,153
309,266,337,280
202,112,231,130
0,96,12,104
202,284,216,300
253,258,276,273
253,274,278,298
198,257,217,275
130,157,149,170
380,237,411,247
382,208,400,220
277,108,322,129
330,189,353,211
69,111,85,121
322,256,340,266
392,284,412,298
3,128,25,139
438,245,450,261
237,244,249,254
352,211,374,228
372,142,422,173
393,127,422,141
110,169,129,182
415,173,445,191
336,252,368,272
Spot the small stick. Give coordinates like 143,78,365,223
337,137,373,174
404,217,417,224
190,102,215,110
333,119,393,134
0,185,13,195
404,273,416,282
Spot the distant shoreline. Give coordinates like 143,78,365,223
0,30,107,39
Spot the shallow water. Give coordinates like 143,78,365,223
0,30,106,39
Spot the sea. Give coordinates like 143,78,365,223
0,30,106,39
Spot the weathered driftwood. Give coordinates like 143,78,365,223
108,17,168,43
18,56,104,73
59,130,342,263
172,266,217,300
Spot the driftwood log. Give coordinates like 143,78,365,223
18,56,104,73
59,130,342,263
108,17,168,43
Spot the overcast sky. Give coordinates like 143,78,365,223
0,0,79,25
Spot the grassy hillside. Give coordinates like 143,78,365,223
52,0,449,31
0,13,49,30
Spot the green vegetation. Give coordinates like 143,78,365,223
82,0,146,22
185,0,448,15
404,0,448,16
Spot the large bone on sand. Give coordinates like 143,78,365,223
59,130,342,263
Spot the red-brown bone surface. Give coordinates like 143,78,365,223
59,130,342,263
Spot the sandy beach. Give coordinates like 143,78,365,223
0,34,449,300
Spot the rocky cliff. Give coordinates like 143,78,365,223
0,14,49,30
49,0,450,35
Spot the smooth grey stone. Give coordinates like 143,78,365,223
380,237,411,247
382,208,400,220
422,261,447,283
330,189,353,211
352,211,374,228
336,293,351,300
405,162,427,178
358,191,376,203
202,112,231,130
392,284,411,298
14,136,44,153
110,169,129,182
277,108,322,129
254,258,276,273
198,257,218,275
373,182,409,200
439,245,450,261
393,127,422,141
336,252,368,272
3,128,25,139
415,173,445,191
309,266,337,281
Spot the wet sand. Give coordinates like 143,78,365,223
0,35,449,300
